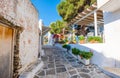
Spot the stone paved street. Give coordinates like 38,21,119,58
34,46,112,78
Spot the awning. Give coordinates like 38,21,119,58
69,2,103,26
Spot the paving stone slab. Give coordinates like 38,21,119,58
79,73,91,78
45,75,56,78
37,70,45,76
56,72,69,78
56,67,67,73
55,61,63,65
34,75,39,78
39,76,45,78
78,68,90,73
43,66,48,69
56,64,65,68
46,69,55,75
67,67,75,71
48,63,54,68
69,70,77,76
89,71,98,76
93,74,111,78
70,75,81,78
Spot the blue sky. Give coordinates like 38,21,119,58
31,0,62,26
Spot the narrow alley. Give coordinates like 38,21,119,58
34,45,112,78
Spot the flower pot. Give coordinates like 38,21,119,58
89,40,95,43
82,59,90,65
89,40,99,43
77,55,81,60
80,40,85,44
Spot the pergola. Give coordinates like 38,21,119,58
69,2,103,36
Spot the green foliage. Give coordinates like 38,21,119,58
50,20,67,34
72,48,93,59
72,48,80,55
62,44,67,48
91,0,96,5
85,5,90,9
62,44,71,50
57,1,68,19
59,40,65,44
57,0,96,22
81,51,93,59
79,35,85,40
64,38,68,43
88,36,103,43
65,4,75,21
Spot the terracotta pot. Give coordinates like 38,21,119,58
90,40,98,43
80,40,85,44
90,40,95,43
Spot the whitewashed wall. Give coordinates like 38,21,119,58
103,9,120,68
70,43,117,68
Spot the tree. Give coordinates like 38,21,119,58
57,0,96,23
57,1,69,21
50,20,69,34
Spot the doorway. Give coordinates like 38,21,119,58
0,24,14,78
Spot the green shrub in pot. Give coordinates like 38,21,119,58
72,48,80,55
62,44,71,52
88,36,102,43
81,51,93,60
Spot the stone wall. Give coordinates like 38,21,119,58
0,0,39,77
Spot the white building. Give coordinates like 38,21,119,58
70,0,120,77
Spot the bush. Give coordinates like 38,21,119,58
91,0,96,5
64,38,69,43
79,35,85,40
62,44,71,51
72,48,80,55
81,51,93,59
88,36,102,43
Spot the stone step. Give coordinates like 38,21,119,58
19,59,44,78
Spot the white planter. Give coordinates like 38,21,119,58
78,56,81,60
82,59,90,65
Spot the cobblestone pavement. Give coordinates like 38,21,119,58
34,46,112,78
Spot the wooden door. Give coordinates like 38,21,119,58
0,24,13,78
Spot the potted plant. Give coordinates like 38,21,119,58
62,44,71,52
80,51,93,65
72,48,80,59
72,48,80,55
79,35,85,44
88,36,102,43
